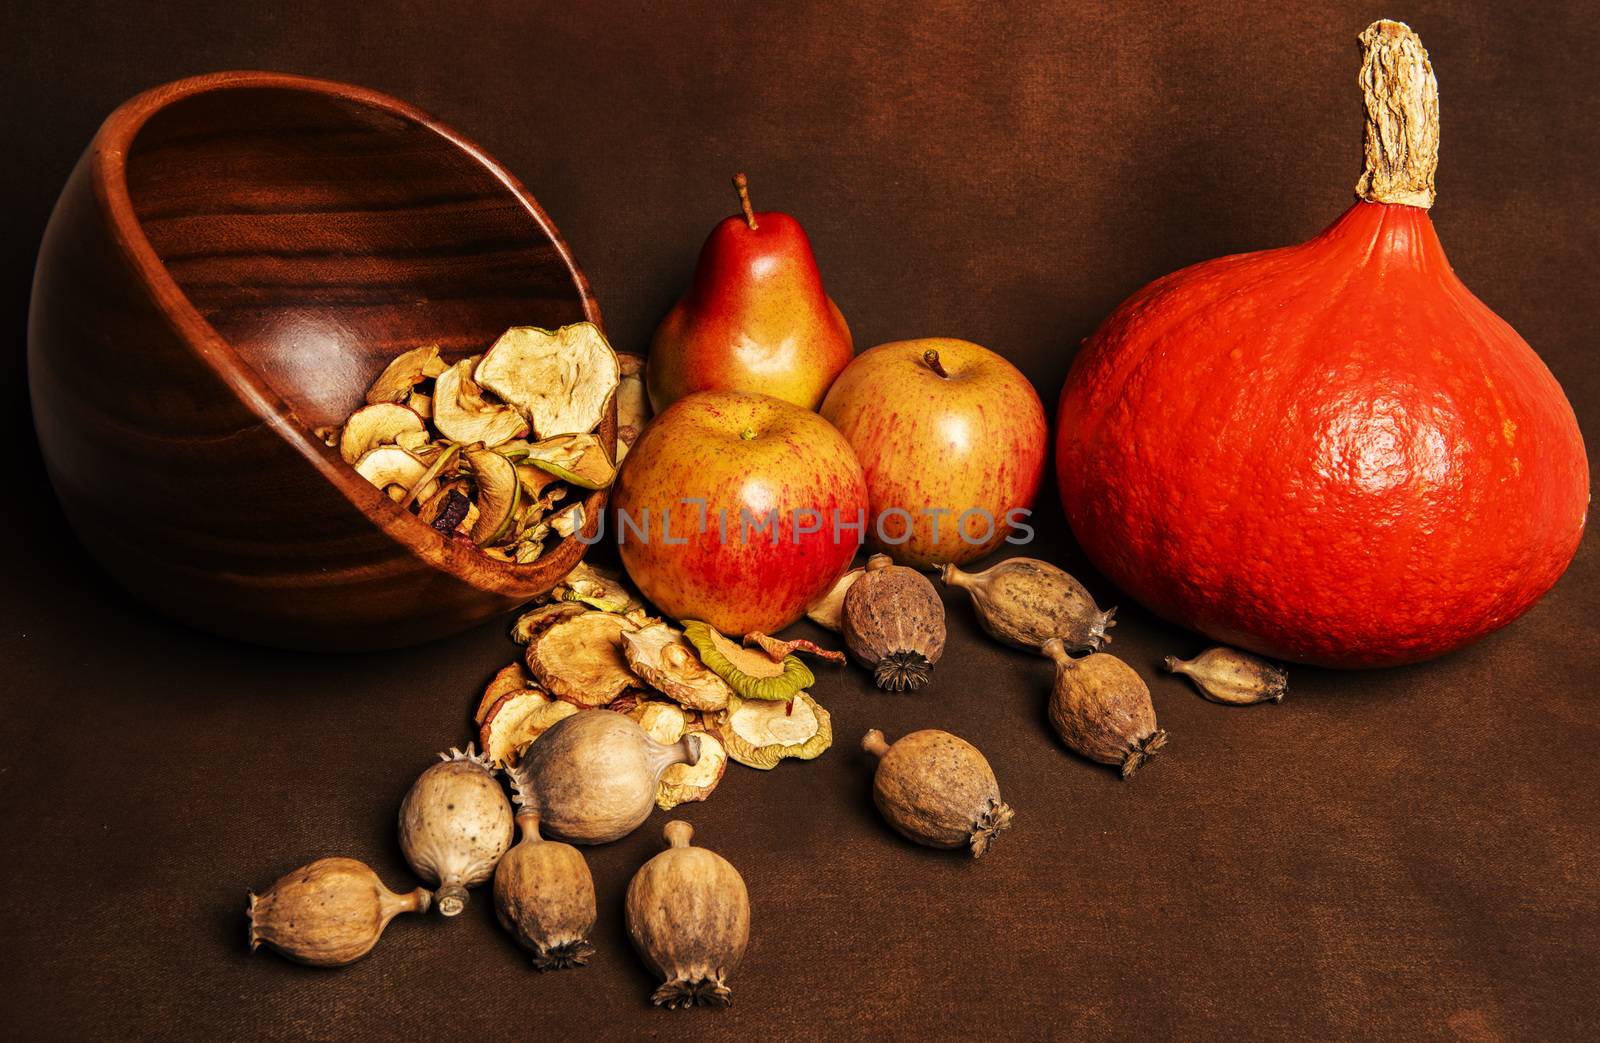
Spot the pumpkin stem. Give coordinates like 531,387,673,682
1355,20,1438,209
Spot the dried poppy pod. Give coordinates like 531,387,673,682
861,728,1013,857
248,857,429,967
940,557,1115,652
1042,639,1167,779
493,807,597,971
1164,646,1287,705
398,745,515,916
509,709,700,844
625,821,750,1009
843,554,945,691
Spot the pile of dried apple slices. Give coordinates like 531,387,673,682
325,322,647,565
477,563,840,811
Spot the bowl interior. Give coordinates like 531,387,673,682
123,86,591,428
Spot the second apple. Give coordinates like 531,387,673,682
821,338,1047,568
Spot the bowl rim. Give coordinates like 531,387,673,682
90,70,610,599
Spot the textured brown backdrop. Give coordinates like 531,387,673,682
2,1,1595,1040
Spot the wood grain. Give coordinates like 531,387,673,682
27,72,611,650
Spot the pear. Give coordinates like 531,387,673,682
648,173,852,412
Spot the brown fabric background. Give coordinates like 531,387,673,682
2,1,1596,1039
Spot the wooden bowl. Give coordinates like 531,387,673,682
28,72,610,650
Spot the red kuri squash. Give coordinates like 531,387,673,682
1055,21,1589,667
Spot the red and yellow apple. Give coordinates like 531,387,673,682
820,338,1047,568
647,175,853,413
612,389,868,635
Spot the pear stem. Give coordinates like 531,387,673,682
923,349,949,379
733,172,759,230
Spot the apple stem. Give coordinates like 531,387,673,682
733,172,759,230
740,428,758,441
923,349,949,379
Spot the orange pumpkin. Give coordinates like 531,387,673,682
1055,22,1588,667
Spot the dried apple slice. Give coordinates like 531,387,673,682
607,690,643,716
398,442,461,509
721,693,832,770
354,445,436,502
394,428,432,453
524,611,642,707
615,352,650,460
805,567,863,632
338,402,427,465
510,525,551,564
407,391,432,419
549,503,584,539
657,729,727,810
524,434,616,490
515,463,561,500
494,506,551,562
474,323,621,438
365,344,447,404
743,632,847,665
553,562,638,613
510,601,588,644
622,623,734,712
434,358,528,448
682,621,814,701
475,662,532,725
492,439,532,462
627,700,689,745
479,688,579,767
464,447,520,545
